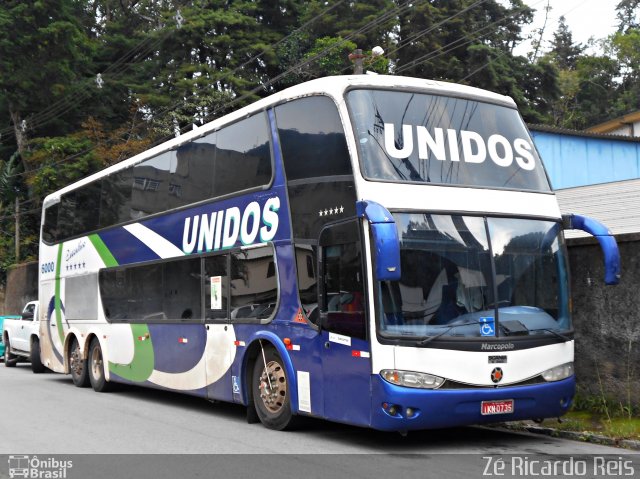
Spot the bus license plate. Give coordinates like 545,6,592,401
481,399,514,415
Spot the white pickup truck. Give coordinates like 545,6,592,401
2,301,45,373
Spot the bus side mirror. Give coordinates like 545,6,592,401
357,200,401,281
562,214,621,285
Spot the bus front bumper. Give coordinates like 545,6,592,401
370,375,575,431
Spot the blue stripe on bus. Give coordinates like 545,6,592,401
148,324,207,374
140,188,291,254
98,228,160,265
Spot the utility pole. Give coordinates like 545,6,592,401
15,197,20,262
349,49,365,74
349,46,385,75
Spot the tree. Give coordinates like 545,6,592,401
0,1,94,171
616,0,640,32
549,16,584,70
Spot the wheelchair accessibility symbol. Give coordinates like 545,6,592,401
479,317,495,337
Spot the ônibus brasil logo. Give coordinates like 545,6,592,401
8,455,73,479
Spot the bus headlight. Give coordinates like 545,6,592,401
541,362,574,382
380,370,445,389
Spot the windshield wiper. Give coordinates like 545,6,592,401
417,320,482,346
527,327,572,342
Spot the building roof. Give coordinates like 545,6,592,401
586,110,640,134
528,123,640,143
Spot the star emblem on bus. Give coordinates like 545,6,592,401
491,367,503,384
319,206,344,217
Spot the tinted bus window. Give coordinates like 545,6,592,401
100,167,134,228
347,89,551,192
42,203,59,244
230,246,277,320
214,114,272,197
172,132,215,209
132,151,173,217
43,113,272,244
276,96,351,180
100,257,201,321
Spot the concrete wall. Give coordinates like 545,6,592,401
0,284,5,315
568,234,640,411
4,261,38,315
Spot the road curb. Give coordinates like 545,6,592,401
497,422,640,451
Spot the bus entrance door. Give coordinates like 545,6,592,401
319,221,372,427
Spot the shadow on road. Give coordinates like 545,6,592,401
30,366,558,453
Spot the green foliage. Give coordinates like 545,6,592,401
0,0,639,281
26,134,99,200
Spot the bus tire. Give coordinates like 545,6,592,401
69,337,89,387
88,338,112,392
30,338,45,373
4,337,16,367
252,347,297,431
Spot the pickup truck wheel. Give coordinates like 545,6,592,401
69,337,89,387
4,337,16,367
31,338,45,373
88,338,112,392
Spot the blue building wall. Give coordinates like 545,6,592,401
530,130,640,190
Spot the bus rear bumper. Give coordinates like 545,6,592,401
369,375,575,431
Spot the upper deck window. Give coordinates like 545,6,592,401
347,89,551,192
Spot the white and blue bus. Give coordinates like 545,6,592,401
38,75,620,431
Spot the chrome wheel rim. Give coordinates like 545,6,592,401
258,360,287,414
70,343,83,377
91,346,103,380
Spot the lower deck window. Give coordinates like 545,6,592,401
99,245,277,322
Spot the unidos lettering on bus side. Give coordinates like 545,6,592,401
182,197,280,254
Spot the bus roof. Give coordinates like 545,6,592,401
43,75,516,207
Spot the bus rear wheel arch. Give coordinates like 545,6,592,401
251,346,297,430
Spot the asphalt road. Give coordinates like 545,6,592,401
0,363,637,479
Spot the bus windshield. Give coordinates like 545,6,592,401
347,89,551,192
378,214,571,341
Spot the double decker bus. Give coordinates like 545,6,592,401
38,75,620,432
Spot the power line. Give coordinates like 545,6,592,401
394,0,547,75
336,0,491,75
1,21,180,137
1,0,369,218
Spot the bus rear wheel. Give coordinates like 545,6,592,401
4,337,16,367
69,337,89,387
88,338,112,392
252,347,297,430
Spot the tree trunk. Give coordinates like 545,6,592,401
8,106,30,173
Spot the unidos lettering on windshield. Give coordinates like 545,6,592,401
347,89,551,192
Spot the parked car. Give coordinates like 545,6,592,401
0,314,21,360
2,301,45,372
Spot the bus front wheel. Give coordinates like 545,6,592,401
252,347,297,430
88,338,112,392
69,337,89,387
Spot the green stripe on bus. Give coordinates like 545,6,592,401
86,235,154,382
88,234,118,267
54,244,65,345
108,324,155,383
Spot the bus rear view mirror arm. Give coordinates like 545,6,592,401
356,200,401,281
562,214,621,285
